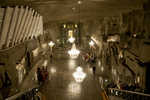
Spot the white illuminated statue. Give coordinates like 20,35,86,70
68,44,80,59
73,67,86,83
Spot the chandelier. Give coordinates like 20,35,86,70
48,41,55,47
68,44,80,58
89,40,95,47
68,37,75,43
73,67,86,83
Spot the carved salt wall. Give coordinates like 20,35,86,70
0,6,43,50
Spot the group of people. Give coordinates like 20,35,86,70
36,67,49,85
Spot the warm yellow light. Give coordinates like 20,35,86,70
48,41,55,47
68,30,73,37
64,24,66,28
89,40,95,46
50,67,56,74
68,37,75,43
75,24,78,28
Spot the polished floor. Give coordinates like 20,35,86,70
39,57,102,100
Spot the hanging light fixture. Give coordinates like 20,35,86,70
89,40,95,47
48,41,55,52
73,66,86,83
68,44,80,58
48,41,55,47
68,37,75,43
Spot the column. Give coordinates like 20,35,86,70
15,6,29,44
34,14,40,38
6,6,19,47
0,8,5,35
22,10,34,41
38,16,43,36
19,8,32,43
30,14,40,39
0,7,13,49
12,6,25,46
26,12,37,40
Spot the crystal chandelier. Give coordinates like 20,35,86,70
73,67,86,83
89,40,95,47
68,37,75,43
48,41,55,47
68,44,80,59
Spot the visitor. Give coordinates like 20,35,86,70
50,53,53,62
92,66,96,75
37,67,42,85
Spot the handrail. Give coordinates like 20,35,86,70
106,88,150,100
5,86,39,100
108,88,150,97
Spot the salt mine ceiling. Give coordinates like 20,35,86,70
0,0,146,23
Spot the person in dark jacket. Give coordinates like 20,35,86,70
37,67,42,85
92,66,96,75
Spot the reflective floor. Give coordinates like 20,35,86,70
39,57,102,100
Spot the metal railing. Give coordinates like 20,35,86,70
5,86,40,100
106,88,150,100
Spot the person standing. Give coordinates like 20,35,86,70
37,67,42,85
92,66,96,75
50,53,53,63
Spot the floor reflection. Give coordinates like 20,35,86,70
73,67,86,83
68,59,76,70
40,57,102,100
49,67,57,74
67,82,81,96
